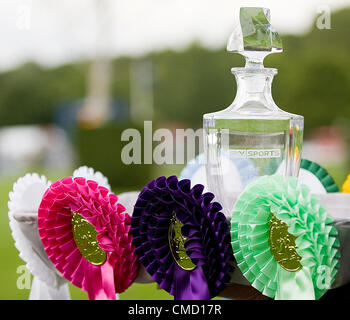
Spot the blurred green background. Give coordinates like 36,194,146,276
3,8,350,132
0,5,350,299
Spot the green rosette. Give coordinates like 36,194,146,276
231,175,340,300
300,159,339,193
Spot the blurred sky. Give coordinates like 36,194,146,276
1,0,350,71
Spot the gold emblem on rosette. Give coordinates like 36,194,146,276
168,212,196,271
71,211,107,265
268,214,302,272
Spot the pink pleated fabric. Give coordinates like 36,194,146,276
38,177,139,299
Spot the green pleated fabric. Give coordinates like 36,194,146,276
231,175,340,300
300,159,339,193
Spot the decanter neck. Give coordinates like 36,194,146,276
230,67,279,113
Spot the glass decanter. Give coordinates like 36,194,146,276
204,7,304,217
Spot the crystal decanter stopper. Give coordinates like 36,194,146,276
204,7,304,217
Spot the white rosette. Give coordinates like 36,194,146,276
118,191,139,216
8,173,70,300
8,166,114,300
117,191,153,284
276,159,339,195
180,153,258,192
73,166,111,190
180,153,259,218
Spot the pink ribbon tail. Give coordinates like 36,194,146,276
84,257,116,300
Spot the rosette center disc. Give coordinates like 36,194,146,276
269,214,302,272
168,212,196,271
71,211,107,265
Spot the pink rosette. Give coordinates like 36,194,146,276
38,177,139,300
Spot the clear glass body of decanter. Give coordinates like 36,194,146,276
203,67,304,216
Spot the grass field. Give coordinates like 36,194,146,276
0,163,348,300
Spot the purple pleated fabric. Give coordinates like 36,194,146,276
131,176,233,300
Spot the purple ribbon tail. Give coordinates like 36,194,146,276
174,265,210,300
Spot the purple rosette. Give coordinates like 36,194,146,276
131,176,233,300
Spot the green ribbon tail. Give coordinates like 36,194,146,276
275,265,315,300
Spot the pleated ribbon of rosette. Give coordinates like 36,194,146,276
38,177,139,300
231,175,340,300
131,176,233,300
300,159,339,193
